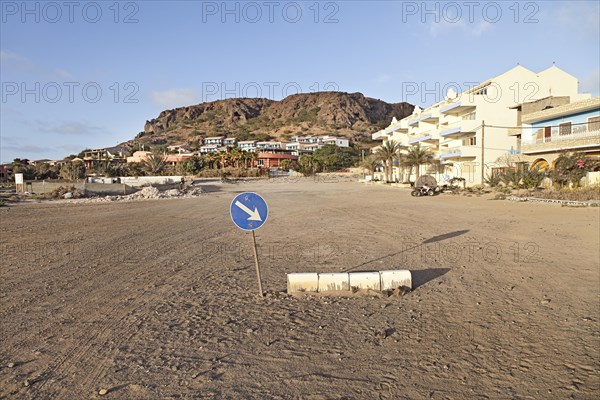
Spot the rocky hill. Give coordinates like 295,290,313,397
124,92,414,149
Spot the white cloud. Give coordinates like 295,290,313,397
0,50,38,72
0,50,73,79
19,119,105,136
151,88,199,108
1,143,49,154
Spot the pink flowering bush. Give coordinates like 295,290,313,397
550,152,599,187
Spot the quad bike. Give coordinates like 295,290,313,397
411,185,435,196
410,175,438,197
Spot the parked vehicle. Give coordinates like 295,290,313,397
411,175,438,197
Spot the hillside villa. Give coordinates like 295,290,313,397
125,134,350,169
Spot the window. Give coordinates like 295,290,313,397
559,122,572,136
588,116,600,132
462,136,477,146
462,111,476,120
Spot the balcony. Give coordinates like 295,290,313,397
521,127,600,154
439,119,481,138
372,124,408,140
440,100,476,115
408,134,439,145
439,145,478,160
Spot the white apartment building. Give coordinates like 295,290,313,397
256,141,283,150
199,145,221,153
321,135,350,147
238,140,258,152
373,65,590,185
223,137,237,147
204,136,225,146
291,135,350,147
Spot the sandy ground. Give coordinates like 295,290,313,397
1,179,599,399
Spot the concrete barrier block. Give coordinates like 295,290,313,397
380,270,412,290
349,272,381,291
318,273,350,292
287,273,319,293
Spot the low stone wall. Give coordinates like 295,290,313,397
506,195,600,207
29,181,135,195
87,176,184,187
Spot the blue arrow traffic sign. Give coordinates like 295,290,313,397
230,192,269,231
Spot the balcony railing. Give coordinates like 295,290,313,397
408,134,436,145
439,145,478,159
522,126,600,145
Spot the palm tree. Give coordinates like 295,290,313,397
244,151,258,169
404,144,434,180
299,155,316,176
204,152,218,169
360,154,380,178
142,153,166,175
218,151,230,170
280,159,293,171
229,148,244,171
375,140,402,182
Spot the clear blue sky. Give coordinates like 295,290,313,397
1,0,599,162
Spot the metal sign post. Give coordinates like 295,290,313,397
251,230,263,296
230,192,269,297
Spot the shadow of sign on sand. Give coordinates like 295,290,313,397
422,230,469,244
344,230,469,273
411,268,451,289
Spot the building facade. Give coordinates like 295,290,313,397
517,97,600,170
372,65,591,185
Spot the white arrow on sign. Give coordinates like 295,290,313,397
235,200,262,221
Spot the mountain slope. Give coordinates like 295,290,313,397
126,92,414,149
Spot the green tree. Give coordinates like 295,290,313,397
182,156,204,175
312,144,359,172
360,154,380,178
298,155,317,176
204,152,219,169
77,148,91,159
12,159,36,180
125,162,145,177
229,148,244,171
279,159,294,171
374,140,401,182
60,160,86,181
142,153,166,175
404,144,434,180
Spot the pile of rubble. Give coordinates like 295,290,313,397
73,186,204,203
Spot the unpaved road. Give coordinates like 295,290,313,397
1,180,599,399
